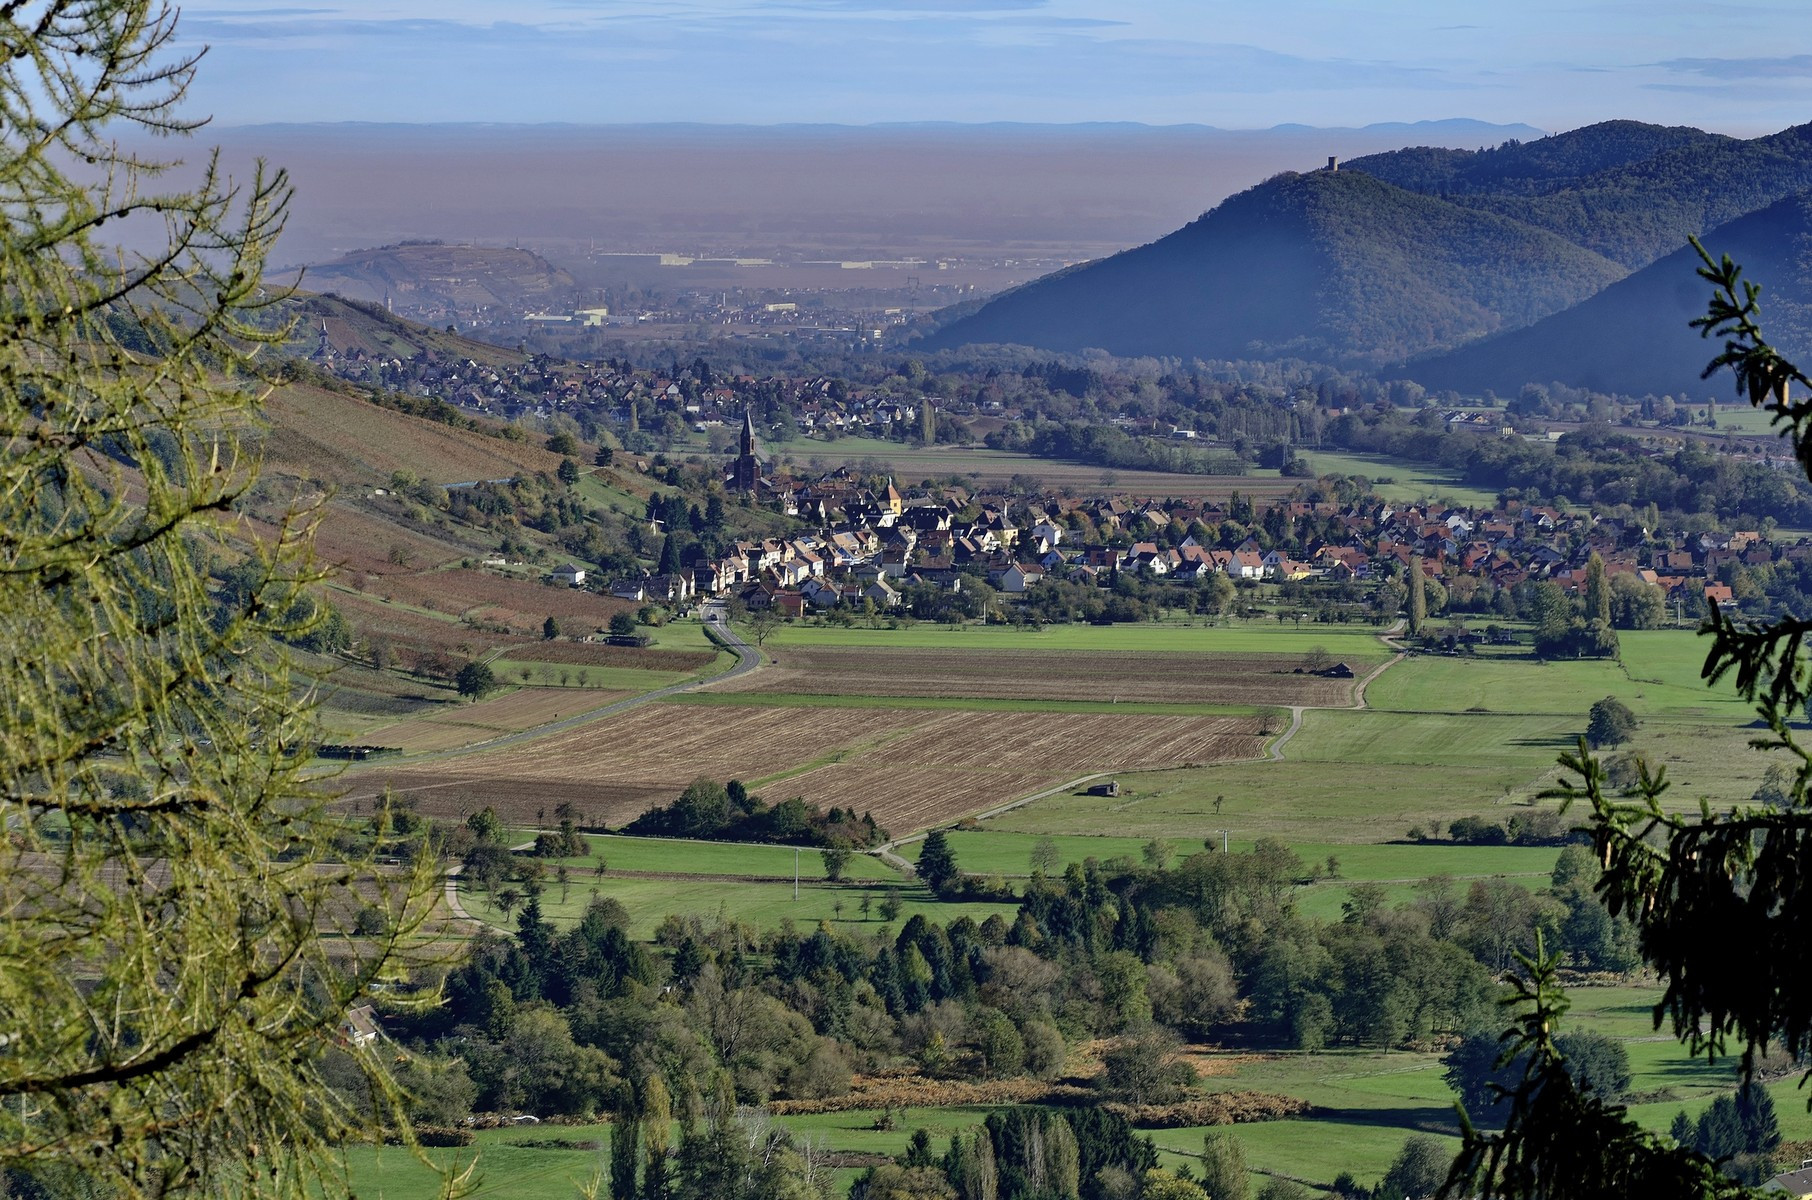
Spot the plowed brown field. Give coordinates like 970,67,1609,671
719,647,1354,707
342,702,1268,833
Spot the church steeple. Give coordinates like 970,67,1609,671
731,406,762,492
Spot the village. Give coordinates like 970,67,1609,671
572,411,1761,633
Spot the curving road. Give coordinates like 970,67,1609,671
1265,622,1407,761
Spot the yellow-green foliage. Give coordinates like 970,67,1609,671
0,5,443,1197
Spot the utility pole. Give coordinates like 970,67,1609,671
794,848,800,901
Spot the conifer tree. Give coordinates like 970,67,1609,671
916,828,959,892
1443,242,1812,1199
0,4,441,1197
641,1073,673,1200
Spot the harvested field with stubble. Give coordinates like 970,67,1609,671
340,703,934,823
342,702,1270,833
719,647,1357,707
375,568,633,630
359,687,631,753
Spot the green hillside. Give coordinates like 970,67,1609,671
922,167,1625,366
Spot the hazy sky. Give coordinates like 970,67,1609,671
181,1,1812,134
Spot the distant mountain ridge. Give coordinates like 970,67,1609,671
922,119,1812,374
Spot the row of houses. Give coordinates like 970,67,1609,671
559,466,1790,619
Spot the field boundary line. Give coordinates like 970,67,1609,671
345,606,762,771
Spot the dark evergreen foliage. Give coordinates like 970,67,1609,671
622,775,886,848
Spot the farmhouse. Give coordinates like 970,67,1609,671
550,563,586,587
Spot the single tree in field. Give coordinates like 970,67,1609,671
745,606,784,648
1585,695,1638,747
1445,244,1812,1200
544,614,561,640
1382,1134,1452,1199
0,4,441,1195
457,659,499,699
916,829,959,892
1029,835,1062,874
821,846,852,882
610,610,638,636
1199,1131,1251,1200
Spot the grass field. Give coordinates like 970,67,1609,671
760,620,1393,659
335,1108,1001,1200
781,436,1300,500
488,659,699,691
981,633,1786,847
897,830,1567,884
536,833,900,882
1292,449,1499,507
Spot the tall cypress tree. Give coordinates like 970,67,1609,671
610,1112,642,1200
641,1074,672,1200
1408,558,1428,637
1584,551,1611,626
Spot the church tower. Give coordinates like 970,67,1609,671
731,406,763,491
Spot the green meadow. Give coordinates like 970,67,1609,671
760,620,1395,659
1291,449,1499,507
533,833,899,882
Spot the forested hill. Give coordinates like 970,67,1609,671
923,120,1812,370
1343,121,1732,200
1349,120,1812,269
920,167,1624,366
1408,190,1812,398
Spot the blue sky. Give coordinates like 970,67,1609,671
181,1,1812,133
